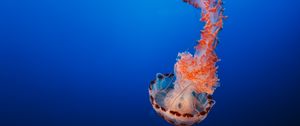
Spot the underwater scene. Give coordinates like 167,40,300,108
0,0,300,125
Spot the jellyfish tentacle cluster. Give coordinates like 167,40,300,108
149,0,225,125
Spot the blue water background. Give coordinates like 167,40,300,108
1,0,300,125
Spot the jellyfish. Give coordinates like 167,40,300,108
148,0,225,125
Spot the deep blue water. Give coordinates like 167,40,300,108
1,0,300,126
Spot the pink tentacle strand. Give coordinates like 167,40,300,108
175,0,225,94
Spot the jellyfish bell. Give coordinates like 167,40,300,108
149,73,215,126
